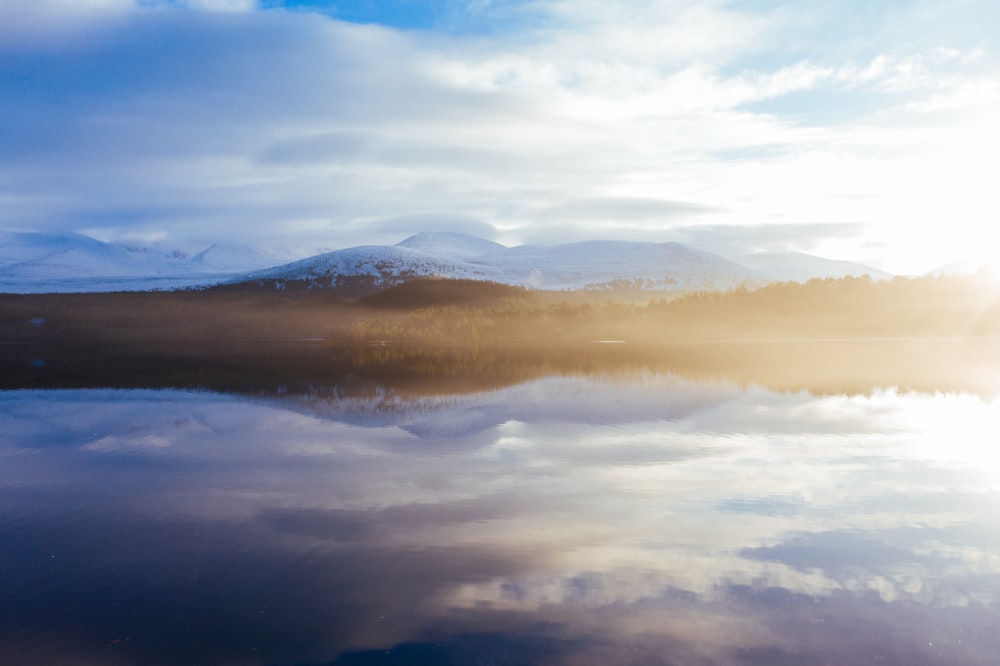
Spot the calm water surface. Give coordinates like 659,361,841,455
2,346,1000,665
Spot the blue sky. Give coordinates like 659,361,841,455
259,0,450,29
1,0,998,272
258,0,509,30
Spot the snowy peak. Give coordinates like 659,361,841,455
0,231,299,293
237,236,762,293
1,231,111,266
236,235,897,295
0,231,155,278
1,229,897,294
729,251,889,282
472,240,756,290
925,259,997,279
241,243,496,294
191,243,293,272
395,231,507,260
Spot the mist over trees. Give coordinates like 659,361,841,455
2,273,998,347
351,274,1000,343
4,274,999,398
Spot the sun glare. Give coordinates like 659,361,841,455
983,261,1000,287
902,392,1000,486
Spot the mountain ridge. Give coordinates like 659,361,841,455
1,229,892,294
232,233,828,294
728,251,893,282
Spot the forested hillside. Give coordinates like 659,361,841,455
2,274,998,346
352,275,1000,342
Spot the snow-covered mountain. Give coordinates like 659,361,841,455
0,229,892,294
240,242,494,291
487,240,755,290
189,242,291,273
728,251,890,282
0,232,296,293
239,232,763,293
924,259,998,280
395,231,508,260
0,232,171,278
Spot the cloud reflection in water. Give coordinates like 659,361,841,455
1,375,999,665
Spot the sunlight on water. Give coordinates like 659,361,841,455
896,391,1000,486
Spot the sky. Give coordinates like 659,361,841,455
1,0,998,273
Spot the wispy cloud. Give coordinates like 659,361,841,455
1,0,998,271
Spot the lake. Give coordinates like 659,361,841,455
2,341,999,664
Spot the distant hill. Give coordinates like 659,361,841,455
0,231,173,278
1,229,893,294
924,259,998,280
394,231,508,260
0,231,297,293
728,251,890,282
189,242,291,272
235,232,765,294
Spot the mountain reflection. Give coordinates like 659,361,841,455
3,338,1000,399
2,364,999,664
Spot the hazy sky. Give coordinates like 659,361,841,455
1,0,997,272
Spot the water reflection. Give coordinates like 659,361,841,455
2,365,1000,664
4,338,1000,399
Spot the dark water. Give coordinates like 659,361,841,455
2,343,1000,665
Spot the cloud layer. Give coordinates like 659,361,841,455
1,0,998,271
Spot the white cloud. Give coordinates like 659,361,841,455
903,77,1000,113
534,0,768,63
0,0,998,271
461,0,496,15
0,0,135,47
